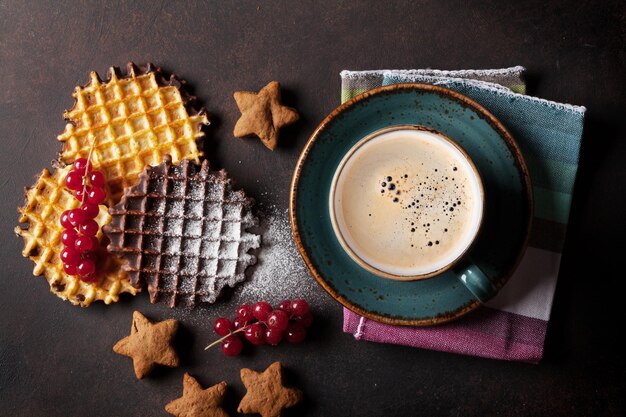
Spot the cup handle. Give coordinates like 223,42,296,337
454,260,498,303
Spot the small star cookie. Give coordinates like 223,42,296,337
237,362,303,417
113,311,179,379
233,81,299,150
165,373,229,417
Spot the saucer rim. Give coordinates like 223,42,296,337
290,83,533,326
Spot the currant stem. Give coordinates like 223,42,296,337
204,327,246,350
80,135,98,205
204,319,273,351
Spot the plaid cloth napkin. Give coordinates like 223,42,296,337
340,67,586,363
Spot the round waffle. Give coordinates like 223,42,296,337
15,166,138,306
104,157,261,308
57,63,209,206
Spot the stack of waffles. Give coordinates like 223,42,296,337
16,63,260,307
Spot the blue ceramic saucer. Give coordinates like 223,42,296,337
290,84,533,326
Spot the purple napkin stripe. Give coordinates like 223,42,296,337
343,307,546,363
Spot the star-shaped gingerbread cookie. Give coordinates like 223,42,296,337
233,81,299,150
165,373,229,417
113,311,179,379
237,362,303,417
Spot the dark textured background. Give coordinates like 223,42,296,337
1,1,625,416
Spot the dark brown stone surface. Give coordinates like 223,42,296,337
1,1,624,416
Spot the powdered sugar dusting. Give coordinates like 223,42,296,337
236,206,325,305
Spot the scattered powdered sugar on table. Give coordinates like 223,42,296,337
236,205,327,305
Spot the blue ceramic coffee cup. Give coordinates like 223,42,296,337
329,125,495,302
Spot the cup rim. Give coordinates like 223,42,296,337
328,124,485,281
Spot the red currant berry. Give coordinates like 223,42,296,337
76,258,96,276
237,304,254,321
89,171,105,188
265,328,284,346
79,219,99,236
267,310,289,331
233,317,248,330
80,273,99,283
214,317,234,336
221,335,243,357
80,203,99,219
291,299,309,317
244,323,266,345
74,235,97,252
65,170,84,191
73,158,92,174
61,228,78,247
277,299,292,314
286,323,306,344
81,250,98,263
87,187,106,204
63,263,77,275
297,311,314,328
74,188,87,201
252,301,273,321
60,247,81,266
68,208,87,227
60,210,74,229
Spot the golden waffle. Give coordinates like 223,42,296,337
57,63,209,206
15,166,139,306
104,157,261,308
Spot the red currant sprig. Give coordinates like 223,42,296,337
205,299,313,356
60,157,107,282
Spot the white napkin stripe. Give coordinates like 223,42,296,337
354,316,367,339
340,66,526,79
486,247,562,321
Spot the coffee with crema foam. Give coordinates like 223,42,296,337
330,126,484,279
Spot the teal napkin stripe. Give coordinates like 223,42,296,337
523,156,578,194
341,67,586,254
534,187,572,225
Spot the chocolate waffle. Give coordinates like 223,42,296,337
15,166,138,306
104,157,261,307
57,63,209,205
